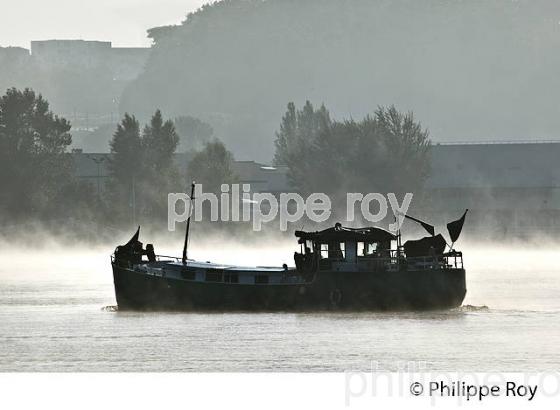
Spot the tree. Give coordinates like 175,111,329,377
174,115,213,152
273,101,331,194
108,110,180,224
372,106,431,193
274,102,431,198
107,113,142,221
141,110,180,219
0,88,73,219
108,114,142,185
187,139,237,193
273,102,296,166
143,110,179,173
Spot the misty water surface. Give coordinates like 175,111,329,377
0,241,558,371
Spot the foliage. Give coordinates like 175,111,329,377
108,114,142,189
106,113,142,221
187,139,237,193
174,115,213,152
273,102,431,197
143,110,179,174
273,101,331,194
0,88,74,220
107,110,180,223
141,110,180,219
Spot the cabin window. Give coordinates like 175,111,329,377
205,270,223,282
357,242,365,256
255,275,269,284
224,273,239,283
358,242,377,256
320,242,345,259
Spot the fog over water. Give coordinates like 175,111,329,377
1,0,559,377
0,239,558,371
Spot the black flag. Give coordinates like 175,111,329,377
447,210,468,243
124,226,140,247
404,214,435,236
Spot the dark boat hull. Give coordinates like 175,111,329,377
112,264,466,311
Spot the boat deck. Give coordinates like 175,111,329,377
155,257,291,272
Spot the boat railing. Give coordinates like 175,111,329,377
355,250,463,270
443,251,464,269
155,254,186,263
111,253,189,265
404,252,463,270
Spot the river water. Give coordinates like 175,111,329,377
0,241,558,372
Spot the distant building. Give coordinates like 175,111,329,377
429,142,560,208
72,141,560,236
31,40,111,69
72,153,290,195
24,39,151,126
428,141,560,235
30,39,150,81
230,161,289,194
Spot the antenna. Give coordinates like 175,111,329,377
182,181,196,265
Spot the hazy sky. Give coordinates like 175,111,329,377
0,0,211,48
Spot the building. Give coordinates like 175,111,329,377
25,40,151,127
428,141,560,236
30,40,112,69
30,40,150,80
229,161,289,194
72,152,290,195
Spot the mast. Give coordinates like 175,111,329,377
182,181,196,265
395,215,402,259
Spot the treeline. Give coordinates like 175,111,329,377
107,110,238,225
0,88,237,236
273,101,430,198
0,88,81,222
0,87,431,238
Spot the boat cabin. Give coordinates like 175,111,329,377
294,223,463,272
294,223,398,272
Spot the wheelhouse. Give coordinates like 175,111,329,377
294,223,463,272
294,224,398,272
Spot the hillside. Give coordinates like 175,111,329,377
120,0,560,161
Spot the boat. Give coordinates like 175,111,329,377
111,192,468,311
